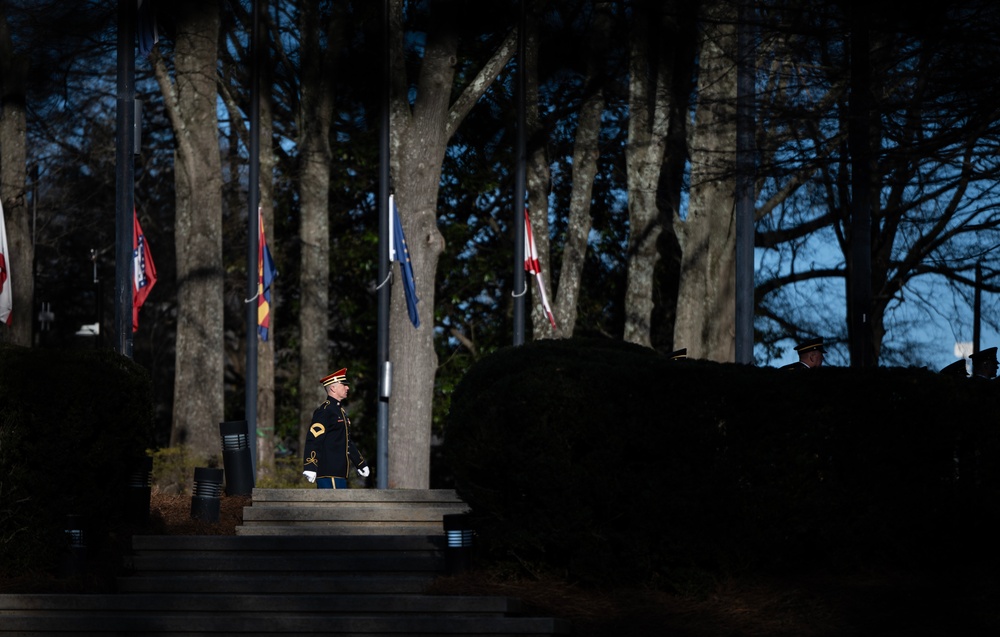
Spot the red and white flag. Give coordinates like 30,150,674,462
524,208,556,329
133,210,157,331
0,200,12,326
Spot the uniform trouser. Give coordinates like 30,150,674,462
316,477,347,489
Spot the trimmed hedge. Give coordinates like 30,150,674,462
443,337,1000,589
0,344,155,576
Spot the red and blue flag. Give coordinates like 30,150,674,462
258,209,277,341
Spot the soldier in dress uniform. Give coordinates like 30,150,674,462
302,367,370,489
780,337,826,370
969,347,998,380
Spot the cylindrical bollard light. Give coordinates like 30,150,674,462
125,455,154,524
443,513,475,574
190,467,224,523
61,514,87,578
219,420,254,496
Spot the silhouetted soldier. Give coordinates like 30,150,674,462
954,347,996,487
970,347,998,380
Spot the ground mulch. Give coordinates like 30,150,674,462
146,491,251,536
429,565,1000,636
5,491,1000,636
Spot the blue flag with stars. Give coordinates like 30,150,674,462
389,194,420,328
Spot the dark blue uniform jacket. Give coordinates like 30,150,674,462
302,397,367,480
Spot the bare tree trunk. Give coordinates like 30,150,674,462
386,0,451,487
549,2,613,340
154,0,225,462
0,9,30,346
623,0,676,347
296,0,338,455
673,0,738,362
387,0,517,487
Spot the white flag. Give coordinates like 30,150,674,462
0,200,12,326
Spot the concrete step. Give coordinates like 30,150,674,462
238,489,470,537
241,504,464,523
115,574,437,595
249,488,469,505
0,490,571,636
0,613,571,635
121,534,448,583
236,524,440,536
130,534,446,552
0,593,523,614
129,553,444,575
128,534,445,553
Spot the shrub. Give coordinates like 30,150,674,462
443,337,1000,589
0,344,155,577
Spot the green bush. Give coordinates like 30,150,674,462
0,344,155,577
255,456,310,488
149,441,309,493
149,446,201,495
443,337,1000,589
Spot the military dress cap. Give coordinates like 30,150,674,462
793,337,826,354
970,347,997,364
939,359,968,376
670,348,687,360
320,368,348,386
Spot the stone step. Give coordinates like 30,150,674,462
121,534,448,581
0,593,523,615
129,553,444,575
0,490,570,636
243,502,456,533
0,613,571,635
236,524,439,536
115,574,437,595
249,488,469,504
130,534,446,552
241,504,464,523
237,489,470,537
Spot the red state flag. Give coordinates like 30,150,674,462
133,210,157,331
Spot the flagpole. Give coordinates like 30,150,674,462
245,0,262,476
375,0,391,490
114,0,137,358
512,0,527,346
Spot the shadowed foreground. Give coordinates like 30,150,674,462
6,492,997,636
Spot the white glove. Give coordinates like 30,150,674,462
303,470,317,483
357,466,370,478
